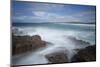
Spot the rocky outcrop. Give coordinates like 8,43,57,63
68,36,90,46
71,45,96,62
45,50,68,64
12,35,46,55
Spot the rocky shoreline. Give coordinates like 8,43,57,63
12,34,96,63
12,34,46,55
44,45,96,63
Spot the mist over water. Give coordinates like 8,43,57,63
12,23,95,65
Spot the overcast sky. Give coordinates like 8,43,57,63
12,1,96,23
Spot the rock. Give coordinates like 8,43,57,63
12,27,25,35
68,36,90,46
66,36,91,49
12,35,46,55
71,45,96,62
45,50,68,64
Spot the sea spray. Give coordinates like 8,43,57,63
12,23,95,65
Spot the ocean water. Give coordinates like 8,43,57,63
12,23,96,65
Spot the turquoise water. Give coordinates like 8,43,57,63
12,23,95,44
13,23,95,31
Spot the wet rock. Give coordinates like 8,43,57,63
71,45,96,62
12,27,25,35
12,35,46,55
45,50,68,64
68,36,90,46
66,36,91,49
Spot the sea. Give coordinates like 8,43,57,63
12,22,96,65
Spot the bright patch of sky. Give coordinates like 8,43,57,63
12,1,96,23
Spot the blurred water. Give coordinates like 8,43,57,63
12,23,95,65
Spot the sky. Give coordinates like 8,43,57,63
12,1,96,23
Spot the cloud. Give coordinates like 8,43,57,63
31,11,81,22
33,11,46,17
13,1,96,23
13,10,82,22
27,2,66,13
13,10,96,23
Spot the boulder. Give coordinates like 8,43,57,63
12,35,46,55
45,50,68,64
71,45,96,62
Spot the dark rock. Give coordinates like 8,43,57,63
67,36,90,48
12,35,46,55
71,45,96,62
12,27,25,35
68,36,90,46
45,50,68,64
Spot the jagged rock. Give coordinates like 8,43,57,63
12,35,46,55
71,45,96,62
45,50,68,64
